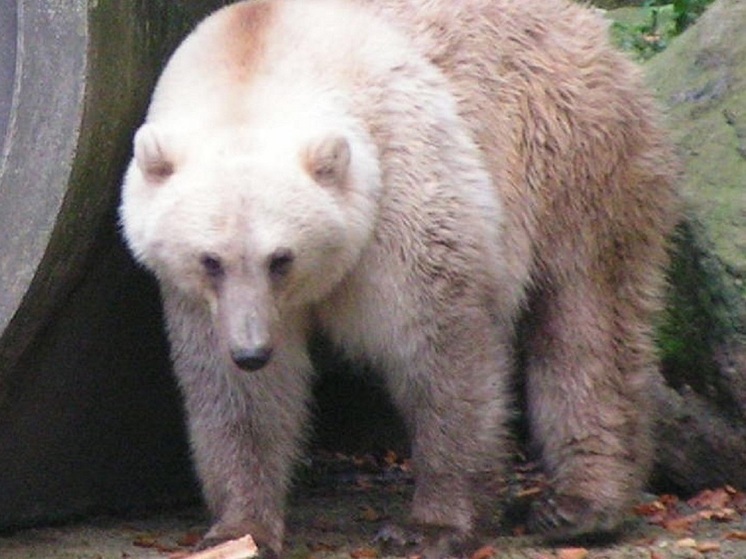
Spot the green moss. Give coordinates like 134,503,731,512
658,221,745,417
605,0,715,59
646,0,746,402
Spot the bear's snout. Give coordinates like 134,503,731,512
231,345,274,371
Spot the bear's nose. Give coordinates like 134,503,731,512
231,346,274,371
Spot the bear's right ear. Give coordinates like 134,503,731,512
133,124,174,183
304,134,351,189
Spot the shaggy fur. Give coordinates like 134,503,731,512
119,0,678,556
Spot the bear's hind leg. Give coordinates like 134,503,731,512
524,276,654,540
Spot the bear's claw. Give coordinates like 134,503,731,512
375,523,475,559
528,491,621,544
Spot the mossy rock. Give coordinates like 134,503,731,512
645,0,745,393
635,0,746,492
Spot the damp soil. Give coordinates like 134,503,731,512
1,454,746,559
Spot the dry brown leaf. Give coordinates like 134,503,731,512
309,541,338,553
732,492,746,512
696,541,721,553
355,477,373,490
674,537,697,548
515,487,543,499
662,514,698,533
633,500,666,517
359,505,382,522
556,547,588,559
133,535,159,548
511,525,527,537
470,544,497,559
350,547,379,559
659,494,679,507
687,488,731,510
725,530,746,541
704,507,738,522
178,532,204,547
384,450,399,466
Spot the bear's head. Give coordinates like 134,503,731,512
120,121,382,371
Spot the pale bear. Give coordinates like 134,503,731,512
120,0,678,556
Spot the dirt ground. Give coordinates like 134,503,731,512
1,454,746,559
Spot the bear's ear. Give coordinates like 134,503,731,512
304,134,351,188
133,124,174,183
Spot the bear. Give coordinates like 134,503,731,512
119,0,678,556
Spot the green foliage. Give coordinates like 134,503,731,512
609,0,715,59
670,0,715,33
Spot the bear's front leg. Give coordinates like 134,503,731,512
384,310,513,558
167,304,313,556
524,276,654,541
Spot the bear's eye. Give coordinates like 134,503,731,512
268,248,294,281
200,254,225,279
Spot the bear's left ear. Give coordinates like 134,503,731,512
304,134,351,188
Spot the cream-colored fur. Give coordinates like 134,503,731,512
120,0,678,555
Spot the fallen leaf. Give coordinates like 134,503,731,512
731,491,746,512
178,532,203,547
515,487,543,499
350,547,378,558
675,538,697,548
133,535,159,548
355,477,373,490
660,494,679,508
704,507,738,522
634,500,666,517
696,541,721,553
309,541,338,553
688,488,730,510
384,450,399,466
131,537,179,554
725,530,746,541
512,525,527,537
557,547,588,559
470,544,497,559
662,514,698,533
359,505,382,522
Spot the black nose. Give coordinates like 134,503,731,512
231,346,274,371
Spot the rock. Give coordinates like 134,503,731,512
644,0,746,492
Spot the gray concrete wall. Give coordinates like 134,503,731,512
0,0,216,528
0,0,16,146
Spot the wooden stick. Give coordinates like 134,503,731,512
181,535,258,559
